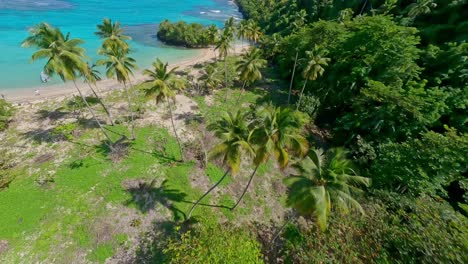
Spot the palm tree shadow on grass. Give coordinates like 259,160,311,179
94,136,131,162
124,179,187,221
21,128,65,144
36,108,69,121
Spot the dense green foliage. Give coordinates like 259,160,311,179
274,194,467,263
157,20,218,48
164,223,263,263
0,99,13,131
234,0,468,262
237,0,468,200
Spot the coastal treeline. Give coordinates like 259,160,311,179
157,20,219,48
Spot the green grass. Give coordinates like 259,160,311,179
0,124,211,262
205,162,232,187
219,194,236,220
88,243,114,263
194,86,263,124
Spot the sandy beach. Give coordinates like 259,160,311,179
3,45,242,104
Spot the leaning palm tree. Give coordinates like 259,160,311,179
22,23,114,144
288,49,299,105
237,20,249,49
95,18,132,52
284,148,371,230
235,48,267,103
82,63,115,125
206,24,219,58
406,0,437,19
215,29,233,102
143,59,186,160
199,64,222,94
187,110,254,220
231,105,309,210
96,46,137,139
296,47,330,110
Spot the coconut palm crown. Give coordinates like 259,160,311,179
284,148,371,230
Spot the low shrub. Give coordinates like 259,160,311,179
164,223,264,263
0,99,13,131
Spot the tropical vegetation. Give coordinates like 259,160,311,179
0,1,466,263
157,20,218,48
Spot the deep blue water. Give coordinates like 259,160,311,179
0,0,241,90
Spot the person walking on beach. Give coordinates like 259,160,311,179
35,89,40,96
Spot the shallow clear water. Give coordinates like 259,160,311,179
0,0,241,90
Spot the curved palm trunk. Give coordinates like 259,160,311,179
122,81,136,140
87,83,115,126
224,56,229,102
235,80,247,104
72,80,113,145
186,168,230,221
167,99,184,161
269,217,293,247
288,51,299,105
128,79,143,117
296,79,308,111
231,164,260,210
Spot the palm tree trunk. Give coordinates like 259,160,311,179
167,98,184,161
236,80,247,104
224,56,229,102
288,51,299,105
296,79,308,111
269,217,293,247
72,80,113,145
231,164,260,210
87,83,115,126
122,81,136,140
186,169,230,221
128,79,143,116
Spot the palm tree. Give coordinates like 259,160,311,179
199,64,222,94
288,49,299,105
231,105,309,210
82,63,115,125
284,148,371,230
246,20,262,44
143,59,186,160
237,20,248,49
187,110,254,220
95,18,132,52
206,24,219,58
96,46,137,139
296,47,330,110
224,17,236,39
215,29,233,102
22,23,114,144
406,0,437,19
235,48,267,103
289,9,307,33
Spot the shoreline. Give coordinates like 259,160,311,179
2,45,239,104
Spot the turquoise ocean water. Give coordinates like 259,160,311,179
0,0,241,90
